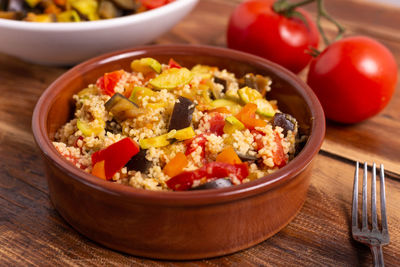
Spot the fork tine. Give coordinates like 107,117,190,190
380,164,388,233
352,161,359,230
362,162,368,231
371,163,378,230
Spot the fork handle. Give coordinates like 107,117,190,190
370,245,384,267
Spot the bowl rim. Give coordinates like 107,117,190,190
32,44,325,206
0,0,198,32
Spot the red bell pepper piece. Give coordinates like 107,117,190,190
168,58,182,69
166,162,249,191
91,137,140,180
140,0,172,10
96,70,125,96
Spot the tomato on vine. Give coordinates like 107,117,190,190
227,0,319,73
307,36,397,123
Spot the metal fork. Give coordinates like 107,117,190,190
352,162,389,267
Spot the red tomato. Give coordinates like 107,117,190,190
307,36,397,123
227,0,319,73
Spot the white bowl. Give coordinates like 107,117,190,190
0,0,198,65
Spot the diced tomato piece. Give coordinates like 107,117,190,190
208,112,225,136
91,137,140,180
97,70,125,96
185,134,207,158
251,129,264,150
273,132,288,168
168,58,182,69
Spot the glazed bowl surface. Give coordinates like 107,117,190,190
32,44,325,260
0,0,198,66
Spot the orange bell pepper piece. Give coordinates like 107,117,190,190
235,103,267,129
163,152,188,177
92,160,106,180
216,146,242,165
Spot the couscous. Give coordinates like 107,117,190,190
53,57,299,191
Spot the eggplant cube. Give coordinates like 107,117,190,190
168,96,195,131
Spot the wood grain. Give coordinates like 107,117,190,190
1,0,400,266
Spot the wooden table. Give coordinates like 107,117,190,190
1,0,400,266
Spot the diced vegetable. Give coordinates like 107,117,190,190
210,99,241,114
190,178,233,190
238,86,262,104
168,96,195,131
254,99,275,117
139,127,195,149
168,58,181,69
131,57,162,75
239,73,271,97
129,86,155,106
235,103,267,129
97,69,124,96
140,0,170,9
166,162,249,191
273,132,287,168
191,64,214,80
57,10,81,22
77,119,104,137
216,146,242,165
271,112,297,136
25,0,41,8
92,160,106,180
98,0,120,19
208,112,225,136
69,0,99,21
149,68,193,90
163,152,188,177
111,0,138,10
139,134,170,149
105,93,143,121
77,86,98,98
238,86,275,117
25,13,57,22
91,137,140,180
223,116,245,134
125,149,151,172
173,126,195,141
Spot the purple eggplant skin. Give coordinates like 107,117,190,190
125,149,151,173
168,96,195,131
190,178,233,190
213,76,227,93
271,113,297,137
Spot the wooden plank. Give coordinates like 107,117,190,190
1,0,400,265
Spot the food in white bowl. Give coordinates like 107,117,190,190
0,0,198,65
0,0,174,22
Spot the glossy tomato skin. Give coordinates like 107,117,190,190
227,0,319,73
307,36,398,124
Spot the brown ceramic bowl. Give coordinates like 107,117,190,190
32,44,325,260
